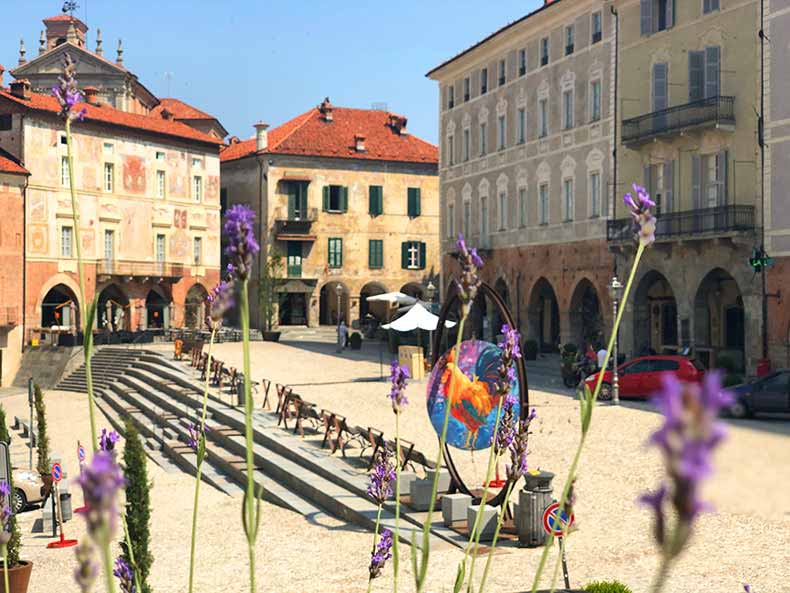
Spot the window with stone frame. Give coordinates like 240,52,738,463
517,108,526,144
590,172,601,217
592,12,602,43
563,178,574,222
539,183,549,224
519,187,527,227
498,190,508,231
61,226,73,258
563,90,574,129
590,80,602,122
539,99,549,137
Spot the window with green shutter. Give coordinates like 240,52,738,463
368,239,383,269
323,185,348,212
328,237,343,268
401,241,426,270
369,185,383,216
407,187,421,218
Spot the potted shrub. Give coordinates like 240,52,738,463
0,405,32,593
715,354,743,387
523,338,539,361
349,332,362,350
33,384,52,497
258,249,283,342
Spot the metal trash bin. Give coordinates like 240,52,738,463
59,492,73,522
517,470,555,547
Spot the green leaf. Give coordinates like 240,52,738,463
453,560,466,593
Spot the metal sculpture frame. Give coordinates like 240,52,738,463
430,280,530,508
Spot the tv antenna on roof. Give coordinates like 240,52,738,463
62,1,79,17
163,71,174,96
371,102,388,111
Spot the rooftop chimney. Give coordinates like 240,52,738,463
18,39,26,66
354,133,366,152
84,86,99,105
0,65,4,88
319,97,333,122
10,79,31,101
389,114,408,135
39,30,46,55
116,39,124,66
254,122,269,151
96,28,103,56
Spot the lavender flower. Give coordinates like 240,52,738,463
99,428,120,453
623,183,657,247
74,541,99,593
52,53,86,122
640,372,732,558
494,393,517,453
0,481,12,546
455,233,483,314
388,361,410,413
366,448,396,505
368,528,394,580
113,557,136,593
78,451,125,546
223,205,259,282
207,280,235,327
743,585,753,593
562,478,577,519
495,324,522,397
507,408,536,481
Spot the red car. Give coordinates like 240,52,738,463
583,355,705,400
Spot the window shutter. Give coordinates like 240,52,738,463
368,240,374,268
322,186,330,211
705,46,720,99
692,155,702,210
643,165,653,198
288,185,296,219
640,0,652,35
415,188,421,217
341,187,349,212
717,150,728,205
328,238,333,266
407,188,414,217
401,242,408,269
369,186,379,216
664,161,675,212
666,0,674,29
689,51,705,102
338,239,343,267
419,242,426,270
652,63,668,112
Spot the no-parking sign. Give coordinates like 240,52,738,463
51,462,63,483
542,502,574,536
77,442,86,463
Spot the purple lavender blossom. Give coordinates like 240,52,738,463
455,233,483,314
623,183,657,247
495,323,522,402
388,361,410,413
0,481,12,546
368,528,394,580
78,451,125,545
207,280,235,327
640,372,732,557
113,556,136,593
52,53,87,122
562,478,577,519
743,585,753,593
494,393,517,453
507,408,536,481
187,422,209,454
74,541,99,593
366,448,396,505
99,428,120,453
223,205,260,282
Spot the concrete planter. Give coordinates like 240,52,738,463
0,560,33,593
262,331,281,342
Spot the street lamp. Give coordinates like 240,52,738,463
608,276,624,405
335,284,344,352
426,281,437,363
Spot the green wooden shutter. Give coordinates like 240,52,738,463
401,242,408,269
338,238,343,266
407,188,415,217
369,187,375,216
376,186,383,215
419,242,426,269
415,188,421,217
322,186,330,211
378,240,383,267
341,186,349,212
328,237,333,267
288,184,296,219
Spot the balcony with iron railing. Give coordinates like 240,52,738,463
97,260,185,279
274,207,318,241
622,96,735,146
607,205,756,244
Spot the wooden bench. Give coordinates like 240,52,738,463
261,379,272,410
387,438,417,471
275,384,293,415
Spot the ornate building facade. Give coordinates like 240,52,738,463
221,99,439,329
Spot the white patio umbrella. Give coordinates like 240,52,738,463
382,303,456,331
365,292,418,306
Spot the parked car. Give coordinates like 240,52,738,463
11,469,47,514
728,370,790,418
584,355,705,401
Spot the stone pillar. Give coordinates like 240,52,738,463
559,307,573,346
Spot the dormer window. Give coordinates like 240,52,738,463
354,134,366,152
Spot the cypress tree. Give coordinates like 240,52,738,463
0,405,22,567
33,383,50,476
120,420,153,593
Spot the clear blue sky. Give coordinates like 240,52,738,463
1,1,543,145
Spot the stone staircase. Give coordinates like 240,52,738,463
57,347,149,393
85,350,462,548
13,346,82,389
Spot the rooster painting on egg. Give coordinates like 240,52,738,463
426,339,521,451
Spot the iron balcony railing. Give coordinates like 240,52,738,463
97,260,185,278
274,207,318,238
607,205,756,243
622,96,735,145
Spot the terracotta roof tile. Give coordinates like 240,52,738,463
43,14,87,24
0,149,29,176
0,88,222,147
152,98,217,121
221,105,437,165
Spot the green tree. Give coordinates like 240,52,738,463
0,405,23,568
33,383,50,476
120,420,153,593
258,248,283,331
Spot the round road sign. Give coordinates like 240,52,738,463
542,502,574,536
78,444,86,463
51,462,63,483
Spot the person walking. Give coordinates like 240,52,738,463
338,320,349,351
597,344,607,370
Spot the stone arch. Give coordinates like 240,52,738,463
97,283,131,331
39,283,80,330
319,281,350,325
492,277,511,336
569,278,603,348
693,268,746,371
527,277,560,352
360,281,389,322
185,283,209,329
145,286,172,330
537,161,551,183
633,270,678,355
400,282,424,300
